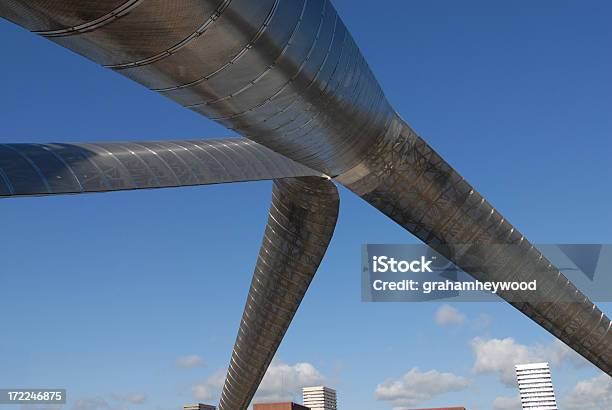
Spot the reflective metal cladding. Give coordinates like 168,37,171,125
220,177,339,410
0,1,610,409
0,139,321,197
2,0,393,177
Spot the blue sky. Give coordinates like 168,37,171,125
1,1,611,409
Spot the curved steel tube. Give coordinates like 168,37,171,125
2,1,132,32
337,116,611,374
1,0,392,177
0,138,321,197
219,176,339,410
0,0,610,402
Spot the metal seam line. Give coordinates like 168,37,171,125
256,27,355,136
180,141,233,180
578,311,605,343
214,11,340,122
228,20,343,140
288,50,368,138
215,141,260,179
61,143,114,190
154,0,282,93
243,140,294,178
80,143,138,188
273,30,354,132
39,144,85,192
34,0,143,38
197,140,246,179
224,140,272,176
155,141,220,181
128,142,182,186
114,142,163,186
0,140,323,198
165,141,221,181
106,0,233,69
163,141,214,183
187,0,314,108
234,141,282,175
118,142,177,185
0,163,15,194
1,144,52,193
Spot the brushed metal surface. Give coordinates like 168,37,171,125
1,0,130,32
0,138,321,197
0,0,393,177
219,177,339,410
337,115,611,375
0,1,610,404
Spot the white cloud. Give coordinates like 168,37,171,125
108,393,147,406
192,383,214,402
175,355,204,369
192,371,225,401
493,395,522,410
471,313,493,329
375,367,470,408
124,394,146,405
471,337,536,386
547,339,590,368
255,361,325,402
72,393,149,410
72,397,112,410
190,361,325,404
565,373,612,409
471,337,586,386
435,304,466,326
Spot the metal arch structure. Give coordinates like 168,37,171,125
0,140,340,410
0,1,610,409
0,139,322,196
220,177,339,410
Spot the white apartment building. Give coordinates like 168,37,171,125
302,386,337,410
515,362,558,410
183,404,216,410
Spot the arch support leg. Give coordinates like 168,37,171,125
337,116,612,376
219,177,339,410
